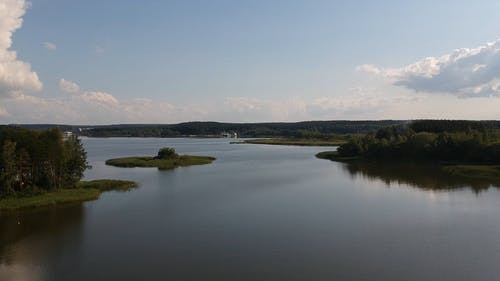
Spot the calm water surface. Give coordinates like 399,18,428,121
2,138,500,281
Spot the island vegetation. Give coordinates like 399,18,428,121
317,120,500,182
0,126,138,210
105,147,216,170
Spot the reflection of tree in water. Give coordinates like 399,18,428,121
341,161,500,193
0,205,85,265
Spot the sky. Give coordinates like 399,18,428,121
0,0,500,124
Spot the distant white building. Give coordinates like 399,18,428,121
221,131,238,138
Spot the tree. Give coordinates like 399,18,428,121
1,140,17,195
62,136,89,188
157,147,178,159
0,127,89,194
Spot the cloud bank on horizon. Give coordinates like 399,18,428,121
358,40,500,97
1,0,500,124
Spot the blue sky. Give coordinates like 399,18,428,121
1,0,500,123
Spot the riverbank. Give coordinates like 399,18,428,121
232,138,347,146
106,155,216,170
0,179,138,211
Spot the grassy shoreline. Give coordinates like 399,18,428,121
316,150,500,182
105,155,216,170
232,138,347,146
0,179,138,211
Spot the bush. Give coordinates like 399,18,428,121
157,147,178,159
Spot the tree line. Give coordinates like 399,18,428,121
337,120,500,164
18,120,409,138
0,126,88,197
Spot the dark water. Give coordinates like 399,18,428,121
2,138,500,281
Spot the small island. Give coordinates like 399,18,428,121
317,120,500,182
105,147,216,170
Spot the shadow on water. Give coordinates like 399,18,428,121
340,161,500,193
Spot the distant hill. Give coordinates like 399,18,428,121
10,120,500,138
10,120,408,137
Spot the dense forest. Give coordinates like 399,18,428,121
17,120,500,138
337,120,500,163
0,126,88,197
16,120,409,138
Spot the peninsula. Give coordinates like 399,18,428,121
0,180,138,211
317,120,500,182
0,126,138,211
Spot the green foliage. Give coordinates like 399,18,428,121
336,120,500,164
410,120,488,133
62,136,89,188
157,147,178,159
1,140,17,194
337,137,364,156
0,127,88,197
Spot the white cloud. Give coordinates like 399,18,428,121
43,41,56,51
0,106,9,117
0,0,42,98
79,91,118,106
58,79,119,107
58,78,80,93
221,97,308,121
5,88,500,124
94,45,104,54
358,39,500,97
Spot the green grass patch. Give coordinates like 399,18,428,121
105,155,216,170
234,138,347,146
76,179,139,191
0,179,138,211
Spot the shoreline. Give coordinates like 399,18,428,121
232,138,347,147
0,179,138,211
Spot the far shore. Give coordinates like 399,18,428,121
232,138,347,146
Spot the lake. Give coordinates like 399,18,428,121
2,138,500,281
